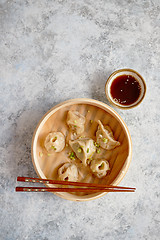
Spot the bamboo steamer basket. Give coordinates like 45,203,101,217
31,98,132,201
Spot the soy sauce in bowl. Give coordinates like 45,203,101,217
105,69,146,109
110,75,141,106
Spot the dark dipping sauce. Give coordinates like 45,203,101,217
110,75,141,105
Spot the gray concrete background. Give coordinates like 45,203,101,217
0,0,160,239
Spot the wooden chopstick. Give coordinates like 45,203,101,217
15,187,135,193
17,176,136,190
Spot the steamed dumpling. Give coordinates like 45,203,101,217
90,159,110,178
96,120,120,150
69,138,96,166
44,132,65,153
58,163,78,181
67,111,85,135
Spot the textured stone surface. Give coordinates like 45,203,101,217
0,0,160,239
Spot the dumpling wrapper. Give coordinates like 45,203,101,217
44,132,65,153
69,138,96,166
90,159,110,178
58,163,78,182
67,111,85,135
96,120,120,150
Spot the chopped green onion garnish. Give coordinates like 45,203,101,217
78,148,82,153
102,138,108,143
70,152,74,157
51,146,56,150
74,120,77,123
94,142,100,148
68,152,75,160
47,153,51,156
55,136,57,140
39,152,43,157
74,125,77,127
87,148,89,153
97,149,100,154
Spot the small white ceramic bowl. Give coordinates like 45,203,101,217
105,69,146,109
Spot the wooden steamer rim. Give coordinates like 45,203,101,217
31,98,132,201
